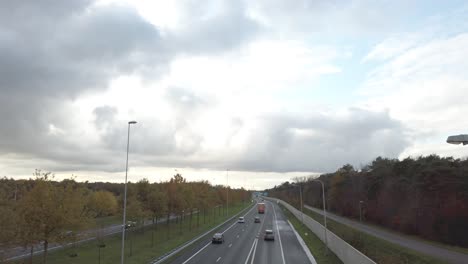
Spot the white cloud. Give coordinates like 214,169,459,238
360,32,468,158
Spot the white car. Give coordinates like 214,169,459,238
238,217,245,223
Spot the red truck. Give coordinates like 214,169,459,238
258,203,265,214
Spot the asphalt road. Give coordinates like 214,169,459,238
304,204,468,264
171,200,313,264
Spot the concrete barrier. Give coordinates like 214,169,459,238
275,198,376,264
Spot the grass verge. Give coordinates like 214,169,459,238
279,204,342,264
12,202,251,264
302,206,449,264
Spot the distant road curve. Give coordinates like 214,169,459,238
304,204,468,264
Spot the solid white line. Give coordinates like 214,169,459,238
287,220,317,264
271,201,286,264
216,257,221,262
250,238,259,264
244,239,258,264
181,242,211,264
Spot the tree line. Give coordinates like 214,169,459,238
268,155,468,247
0,170,249,263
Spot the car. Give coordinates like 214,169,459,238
125,221,137,229
254,216,260,223
264,229,274,241
238,217,245,223
212,233,224,244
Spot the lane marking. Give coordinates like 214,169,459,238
181,242,211,264
216,257,221,262
181,204,257,264
287,220,316,264
237,235,239,238
228,243,232,248
250,238,259,264
243,239,258,264
271,201,286,264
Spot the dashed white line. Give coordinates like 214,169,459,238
236,234,239,238
229,243,232,248
216,257,221,262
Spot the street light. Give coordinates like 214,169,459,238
359,201,364,223
226,169,229,216
121,120,137,264
447,134,468,145
311,178,328,255
298,183,304,225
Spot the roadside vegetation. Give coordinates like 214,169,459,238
0,171,250,263
12,202,250,264
269,155,468,248
279,204,342,264
301,205,448,264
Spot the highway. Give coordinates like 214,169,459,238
170,200,313,264
304,204,468,264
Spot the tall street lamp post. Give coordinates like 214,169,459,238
121,120,137,264
311,179,328,255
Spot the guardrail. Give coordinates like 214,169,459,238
273,198,376,264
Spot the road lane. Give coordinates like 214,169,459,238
171,199,313,264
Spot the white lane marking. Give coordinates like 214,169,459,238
181,204,257,264
216,257,221,262
271,201,286,264
242,229,245,232
244,239,258,264
250,238,259,264
287,220,316,264
237,234,239,238
229,243,232,248
182,242,211,264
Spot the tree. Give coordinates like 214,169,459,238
17,171,92,263
88,190,118,217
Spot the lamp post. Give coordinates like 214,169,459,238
359,201,364,223
226,169,229,216
311,179,328,255
299,183,304,225
447,134,468,145
121,120,137,264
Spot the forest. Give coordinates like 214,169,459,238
0,170,249,262
268,155,468,247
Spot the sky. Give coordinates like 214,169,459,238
1,0,468,190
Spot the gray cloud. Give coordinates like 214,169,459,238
0,0,259,165
231,109,409,172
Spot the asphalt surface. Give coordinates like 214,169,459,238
304,204,468,264
171,200,312,264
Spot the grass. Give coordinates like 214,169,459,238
279,205,342,264
12,202,252,264
301,206,449,264
353,218,468,256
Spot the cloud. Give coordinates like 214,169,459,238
229,108,409,172
360,31,468,158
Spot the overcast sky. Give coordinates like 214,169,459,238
1,0,468,189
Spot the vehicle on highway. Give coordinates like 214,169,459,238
264,229,274,241
125,221,137,229
258,203,265,214
212,233,224,244
238,216,245,223
254,216,260,223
